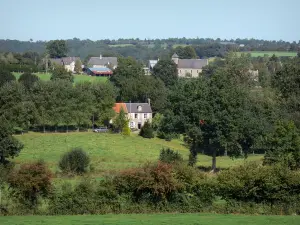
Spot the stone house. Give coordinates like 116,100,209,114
171,53,208,78
49,57,81,73
112,100,152,129
87,55,118,69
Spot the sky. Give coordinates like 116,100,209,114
0,0,299,42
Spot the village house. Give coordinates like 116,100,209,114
87,55,118,69
171,53,208,78
112,100,152,129
49,57,81,73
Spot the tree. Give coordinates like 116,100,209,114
74,59,82,74
264,121,300,169
0,69,15,87
59,148,90,174
18,72,39,89
139,121,154,138
51,64,73,82
113,108,127,133
8,160,52,208
46,40,68,58
173,46,197,59
0,124,23,164
152,59,178,87
122,121,131,136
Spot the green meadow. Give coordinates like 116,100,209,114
13,72,108,83
14,132,263,177
1,214,299,225
237,51,297,57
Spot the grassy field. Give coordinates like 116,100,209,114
14,132,263,176
1,214,299,225
109,44,134,47
13,72,108,83
237,51,297,57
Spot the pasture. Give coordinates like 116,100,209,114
14,132,263,177
237,51,297,57
13,72,108,83
1,214,299,225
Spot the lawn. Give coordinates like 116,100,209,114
13,72,108,83
1,214,299,225
237,51,297,57
14,132,263,176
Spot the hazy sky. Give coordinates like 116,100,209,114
0,0,299,42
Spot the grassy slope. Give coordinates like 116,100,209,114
1,214,299,225
15,132,262,176
13,72,108,83
237,51,297,57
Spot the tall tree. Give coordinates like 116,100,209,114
0,124,23,164
46,40,68,58
74,59,82,74
18,72,39,89
50,64,73,82
152,59,178,87
0,69,15,87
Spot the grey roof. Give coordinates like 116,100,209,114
178,59,208,69
49,57,80,66
172,53,179,58
88,57,118,66
149,60,158,69
125,103,152,113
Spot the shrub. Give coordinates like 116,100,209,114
18,72,39,89
159,148,183,164
122,121,131,136
139,121,154,138
59,148,90,174
7,160,52,209
113,162,181,204
217,162,300,206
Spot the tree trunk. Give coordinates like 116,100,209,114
66,125,68,133
224,150,227,156
212,149,217,172
43,125,45,133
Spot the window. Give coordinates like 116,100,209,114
191,70,192,73
180,70,181,73
130,122,134,128
197,70,199,73
135,114,138,119
144,114,147,119
137,106,142,111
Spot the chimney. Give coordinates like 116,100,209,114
100,54,102,59
147,98,151,106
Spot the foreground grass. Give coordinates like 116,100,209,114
14,132,262,176
13,72,108,83
237,51,297,57
1,214,299,225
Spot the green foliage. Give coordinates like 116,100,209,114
18,72,39,89
152,59,178,87
0,124,23,164
58,148,90,174
217,163,300,205
264,120,300,169
152,113,163,131
46,40,68,58
159,148,183,163
50,64,73,82
122,121,131,136
8,160,52,208
139,121,154,138
74,59,82,74
0,69,15,87
172,46,197,59
113,108,127,133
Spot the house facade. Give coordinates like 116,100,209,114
112,101,152,129
172,53,208,78
87,55,118,69
49,57,81,73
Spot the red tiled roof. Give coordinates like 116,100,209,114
113,103,128,113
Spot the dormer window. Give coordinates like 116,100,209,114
137,106,142,112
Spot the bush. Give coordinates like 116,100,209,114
217,162,300,206
139,121,154,138
8,160,52,209
18,72,39,89
122,121,131,136
59,148,90,174
159,148,183,164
